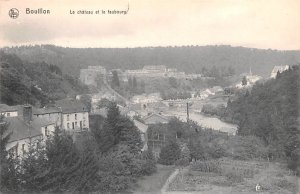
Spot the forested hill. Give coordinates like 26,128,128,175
2,45,300,77
0,52,88,106
224,65,299,159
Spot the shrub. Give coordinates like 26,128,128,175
225,171,243,183
158,140,181,165
190,160,221,173
140,150,157,175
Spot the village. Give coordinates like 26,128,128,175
0,64,289,160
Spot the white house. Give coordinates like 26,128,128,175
270,65,289,78
56,99,89,131
0,104,18,117
4,105,56,158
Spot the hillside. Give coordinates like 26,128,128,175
2,45,300,77
224,65,299,170
0,52,88,106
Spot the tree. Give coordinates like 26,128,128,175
140,149,157,175
0,116,20,192
158,140,181,165
111,70,120,88
242,76,247,86
94,102,142,154
168,77,178,88
188,139,206,161
19,127,100,192
140,80,146,93
128,77,133,89
19,138,47,192
132,77,137,89
175,144,190,167
97,98,112,109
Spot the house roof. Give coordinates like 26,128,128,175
143,113,170,124
0,104,18,113
56,99,88,114
5,117,42,143
33,107,61,115
31,117,56,129
133,119,148,133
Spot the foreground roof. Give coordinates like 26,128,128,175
5,117,42,143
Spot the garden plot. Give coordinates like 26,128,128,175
168,158,297,194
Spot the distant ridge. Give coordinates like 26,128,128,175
2,45,300,77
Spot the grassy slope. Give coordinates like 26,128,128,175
131,164,175,194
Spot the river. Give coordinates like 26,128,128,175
166,111,237,135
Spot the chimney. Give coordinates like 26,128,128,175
23,105,32,124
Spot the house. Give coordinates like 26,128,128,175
143,113,170,125
56,99,89,131
4,105,56,158
133,119,148,151
33,107,62,127
0,104,18,117
270,65,289,78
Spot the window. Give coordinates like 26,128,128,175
45,126,48,136
75,122,77,127
75,114,77,120
22,144,25,154
67,114,70,121
67,123,70,129
7,112,10,117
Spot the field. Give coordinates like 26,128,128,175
168,158,298,194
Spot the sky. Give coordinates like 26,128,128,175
0,0,299,50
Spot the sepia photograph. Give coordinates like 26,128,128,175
0,0,299,193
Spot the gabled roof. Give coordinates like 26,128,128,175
133,119,148,133
143,113,170,124
5,117,42,143
56,99,88,114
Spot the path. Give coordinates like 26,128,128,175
161,168,179,194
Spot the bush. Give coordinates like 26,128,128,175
140,150,157,175
225,171,243,183
190,160,221,173
158,140,181,165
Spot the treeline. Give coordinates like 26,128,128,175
223,66,299,171
0,52,88,106
3,45,300,77
0,103,156,193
